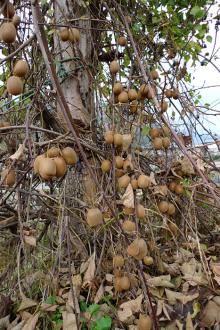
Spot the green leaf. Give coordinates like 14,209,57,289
95,316,112,330
206,35,212,43
80,301,87,312
45,296,57,304
142,125,150,136
190,6,205,18
87,304,100,316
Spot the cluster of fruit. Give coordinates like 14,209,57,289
59,27,80,43
149,126,171,150
7,59,28,95
0,2,20,44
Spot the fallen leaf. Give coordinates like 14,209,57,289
40,303,58,312
122,184,134,208
17,297,37,312
22,313,40,330
24,235,36,247
62,311,77,330
117,307,133,323
180,258,207,285
200,300,220,328
118,294,143,322
0,315,10,328
153,185,168,196
82,253,96,286
186,312,194,330
210,262,220,276
72,274,82,297
9,144,25,161
147,275,175,288
180,156,195,175
149,172,157,185
94,282,104,303
196,158,205,172
165,289,199,305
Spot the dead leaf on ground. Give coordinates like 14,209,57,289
150,172,157,185
0,315,10,328
62,311,77,330
94,282,104,303
122,184,134,208
165,289,199,305
82,252,96,286
24,235,36,247
200,300,220,328
17,297,37,312
146,274,175,288
180,156,195,175
180,258,208,285
186,312,194,330
153,185,168,196
22,313,40,330
40,303,58,312
9,144,25,161
117,294,143,322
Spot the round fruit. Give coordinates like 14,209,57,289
113,133,123,147
135,239,148,260
175,183,184,194
172,89,179,99
130,100,138,113
101,159,111,173
69,28,80,42
162,126,171,136
122,220,136,232
1,22,16,43
127,240,140,257
167,203,176,215
147,87,155,99
115,169,124,177
110,60,120,74
139,84,148,97
123,159,133,172
61,147,78,165
123,207,134,215
158,201,169,213
118,36,127,46
151,70,159,80
12,15,21,28
115,156,124,169
47,147,60,158
128,89,138,101
13,60,29,77
138,174,150,189
143,256,154,266
162,137,171,149
122,134,132,150
153,137,163,150
137,204,145,218
38,158,56,180
165,89,173,98
54,157,67,177
59,28,69,41
104,130,114,144
3,2,15,18
1,169,16,187
138,314,153,330
149,128,160,139
169,181,176,192
120,276,130,290
86,208,103,227
114,277,122,292
113,82,123,95
118,91,128,103
160,101,168,112
33,154,46,174
113,255,124,268
131,179,138,190
118,174,130,189
167,222,178,236
7,76,23,95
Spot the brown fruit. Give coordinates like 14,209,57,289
54,157,67,177
153,137,163,150
143,256,154,266
169,181,176,192
123,159,133,172
122,220,136,232
147,87,155,99
151,70,159,80
167,203,176,215
128,89,138,101
123,207,134,215
118,36,127,46
118,91,128,103
135,239,148,260
38,158,56,180
138,314,153,330
12,15,21,28
69,28,80,42
1,22,16,43
137,204,145,219
113,133,123,147
3,2,15,18
110,60,120,74
138,174,150,189
175,183,184,194
120,276,131,290
113,82,123,95
158,201,169,213
131,179,138,190
34,154,46,174
59,28,69,41
172,89,179,99
113,255,124,268
165,89,173,98
61,147,78,165
160,101,168,112
1,169,16,187
47,147,60,158
130,100,138,113
149,128,160,139
162,137,171,149
115,169,124,177
101,159,111,173
7,76,23,95
118,174,130,189
86,208,103,227
13,60,29,77
162,126,171,136
114,277,122,292
127,240,140,257
139,84,149,97
115,156,124,169
167,222,178,236
104,130,114,144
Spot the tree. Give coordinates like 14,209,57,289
0,0,220,329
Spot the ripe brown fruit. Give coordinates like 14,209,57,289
113,82,123,95
113,255,124,268
138,314,153,330
167,203,176,215
54,157,67,177
162,126,171,137
123,207,134,215
149,127,160,139
1,169,16,187
3,2,15,18
47,147,60,158
118,36,127,46
127,239,140,257
162,137,171,149
138,174,150,189
61,147,78,165
115,169,124,177
128,89,138,101
139,84,149,97
114,277,122,292
131,179,138,190
137,204,145,219
86,208,103,227
110,60,120,74
169,181,177,192
147,88,155,99
130,100,138,113
122,220,136,232
172,89,179,99
12,15,21,28
123,159,133,172
7,76,23,95
101,159,111,173
175,183,184,194
160,101,168,112
127,238,148,259
158,201,169,213
38,158,56,180
34,154,46,174
143,256,154,266
151,70,159,80
165,89,173,98
69,28,80,42
13,60,29,77
104,130,114,144
120,276,131,290
113,133,123,147
115,156,124,169
1,22,16,43
153,137,163,150
118,91,128,103
118,174,130,189
59,28,69,41
167,222,179,236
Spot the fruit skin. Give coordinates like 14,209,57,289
118,174,130,189
61,147,78,165
114,277,122,292
3,2,15,18
122,220,136,232
104,130,114,144
143,256,154,266
123,207,134,215
59,28,69,41
165,89,173,98
118,36,127,46
123,159,133,172
158,201,169,213
54,157,67,177
175,183,184,194
130,100,138,113
162,126,171,136
172,89,179,99
169,181,177,192
149,128,160,139
162,137,171,149
7,76,23,95
113,133,123,147
151,70,159,80
38,158,56,180
138,174,150,189
115,169,124,177
101,159,111,173
137,204,145,219
86,208,103,227
131,179,138,190
118,91,128,103
34,154,46,174
120,276,130,290
115,156,124,169
113,82,123,95
128,89,138,101
153,137,163,150
139,84,149,97
47,147,60,158
12,15,21,27
127,238,148,259
69,28,80,42
167,203,176,215
160,101,168,112
1,169,16,187
1,22,16,43
138,314,153,330
113,255,124,268
13,60,29,77
110,60,120,74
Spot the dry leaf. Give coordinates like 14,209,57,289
210,262,220,276
72,274,82,297
9,144,25,161
200,300,220,328
22,313,39,330
186,313,194,330
62,311,77,330
163,262,180,276
117,307,133,323
180,258,207,285
196,158,205,172
118,294,143,322
147,275,175,288
122,184,134,208
149,172,157,185
82,253,96,286
0,315,10,328
153,184,168,196
165,289,199,305
180,156,195,175
17,297,37,312
40,303,58,312
94,282,104,303
24,235,36,247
